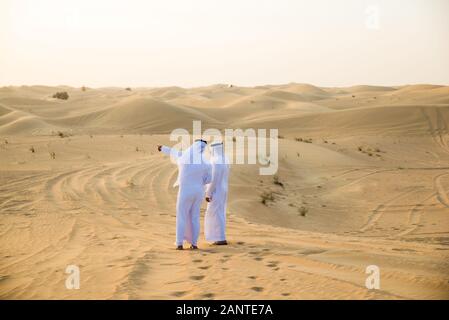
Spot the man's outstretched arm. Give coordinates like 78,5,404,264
157,145,182,159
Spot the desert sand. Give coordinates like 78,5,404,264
0,83,448,299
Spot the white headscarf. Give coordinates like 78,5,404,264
173,140,208,187
178,140,207,164
210,142,229,165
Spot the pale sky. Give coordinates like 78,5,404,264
1,0,448,88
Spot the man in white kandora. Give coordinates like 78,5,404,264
158,140,211,250
205,142,230,245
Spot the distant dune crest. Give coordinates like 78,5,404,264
0,83,448,136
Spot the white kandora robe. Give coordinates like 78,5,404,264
161,141,211,246
204,143,230,242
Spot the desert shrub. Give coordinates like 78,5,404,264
273,175,284,188
53,92,69,100
125,87,132,91
49,152,56,159
56,131,69,138
29,146,35,153
81,86,87,92
126,179,135,187
260,191,274,205
298,206,308,216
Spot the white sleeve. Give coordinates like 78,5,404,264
203,164,213,187
206,164,223,197
161,146,181,159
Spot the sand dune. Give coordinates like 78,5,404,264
0,84,448,299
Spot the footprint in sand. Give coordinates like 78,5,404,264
202,293,214,299
248,276,257,280
171,291,187,297
298,248,326,256
251,286,264,292
193,259,202,263
254,257,263,261
237,241,245,245
190,275,205,281
198,265,211,270
266,261,279,268
282,293,290,296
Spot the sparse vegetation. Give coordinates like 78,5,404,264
56,131,69,138
298,206,308,216
295,137,312,143
260,191,275,205
273,175,284,188
52,91,69,100
126,179,136,187
357,145,384,158
49,152,56,159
